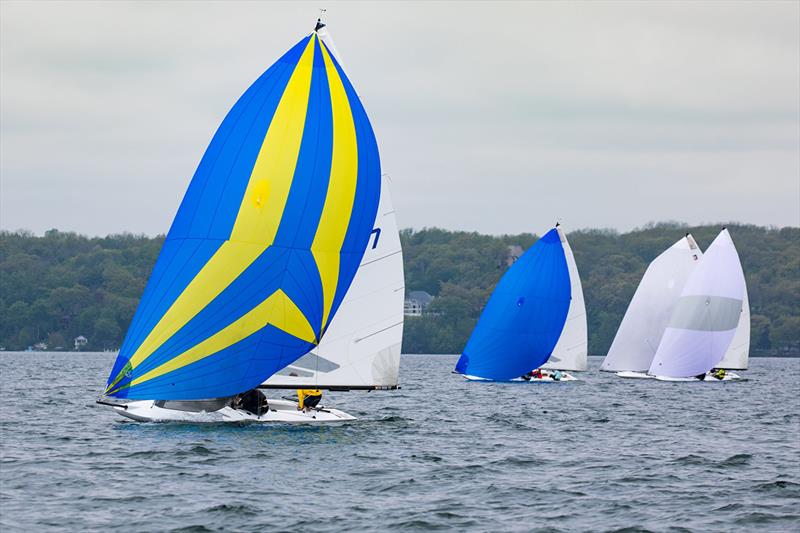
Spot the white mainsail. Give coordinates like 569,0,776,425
714,286,750,370
262,175,405,389
542,226,587,371
648,229,746,378
600,235,703,372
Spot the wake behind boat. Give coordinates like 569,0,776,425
98,20,390,423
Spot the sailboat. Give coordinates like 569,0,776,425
98,20,389,422
649,229,748,382
601,234,703,379
453,225,585,382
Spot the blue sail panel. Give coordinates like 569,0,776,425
455,228,571,381
106,33,381,400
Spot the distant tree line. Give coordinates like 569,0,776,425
401,223,799,355
0,230,162,351
0,224,797,354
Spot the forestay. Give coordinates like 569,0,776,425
648,229,746,378
542,227,587,371
105,32,382,400
262,175,404,389
600,235,702,373
454,227,571,381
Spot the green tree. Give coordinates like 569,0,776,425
93,317,121,349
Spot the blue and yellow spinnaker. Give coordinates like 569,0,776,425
105,32,381,400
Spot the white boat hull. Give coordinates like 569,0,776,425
525,371,578,382
654,371,742,382
715,371,742,381
654,375,698,382
464,372,579,382
615,371,654,379
110,399,356,423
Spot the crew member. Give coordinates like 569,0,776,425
297,389,322,411
233,388,269,416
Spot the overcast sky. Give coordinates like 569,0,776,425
1,1,798,237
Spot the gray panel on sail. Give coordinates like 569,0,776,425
274,367,314,377
668,295,742,331
285,352,341,373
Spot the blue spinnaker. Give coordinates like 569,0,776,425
454,228,571,381
105,33,381,400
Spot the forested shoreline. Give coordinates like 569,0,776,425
0,223,797,355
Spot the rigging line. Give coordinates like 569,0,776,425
360,248,402,267
354,321,403,343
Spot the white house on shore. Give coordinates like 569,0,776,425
404,290,434,317
74,335,88,350
506,244,524,266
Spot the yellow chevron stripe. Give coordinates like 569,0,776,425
109,290,316,395
107,37,317,390
105,241,262,393
312,40,359,333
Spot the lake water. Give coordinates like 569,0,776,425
1,353,798,532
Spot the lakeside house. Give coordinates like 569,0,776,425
506,245,524,266
404,290,434,317
74,335,88,350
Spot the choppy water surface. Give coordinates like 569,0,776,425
1,353,798,532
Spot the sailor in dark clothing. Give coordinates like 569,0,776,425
233,388,269,416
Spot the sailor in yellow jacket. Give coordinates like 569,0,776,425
297,389,322,411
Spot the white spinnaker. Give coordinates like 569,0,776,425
263,175,405,388
648,229,746,378
600,235,703,372
542,227,587,371
714,275,750,370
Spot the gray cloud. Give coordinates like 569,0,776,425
1,1,798,236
